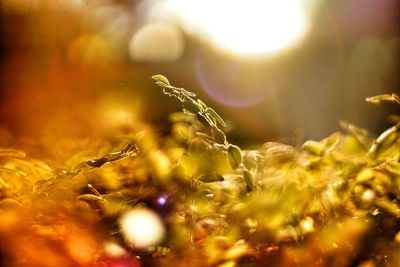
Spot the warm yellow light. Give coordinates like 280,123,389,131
103,241,127,258
158,0,309,56
300,216,314,233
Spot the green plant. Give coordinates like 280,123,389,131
1,75,400,267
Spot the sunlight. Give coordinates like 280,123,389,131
160,0,309,56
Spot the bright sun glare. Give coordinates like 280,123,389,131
159,0,309,56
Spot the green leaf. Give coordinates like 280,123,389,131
198,173,224,183
243,170,254,192
204,107,226,127
302,140,324,156
152,74,170,85
227,144,242,169
200,112,216,127
206,113,217,126
321,132,341,153
368,123,400,158
212,127,227,144
197,99,207,109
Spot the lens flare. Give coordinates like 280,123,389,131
194,51,277,107
129,22,184,62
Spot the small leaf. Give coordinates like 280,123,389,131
212,128,227,144
205,107,226,127
227,144,242,169
368,123,400,158
77,194,103,202
205,113,217,126
197,99,207,109
198,173,224,183
243,170,254,192
321,132,341,153
200,112,216,127
152,74,170,85
302,140,324,156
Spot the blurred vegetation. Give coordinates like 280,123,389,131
1,0,399,144
1,76,400,266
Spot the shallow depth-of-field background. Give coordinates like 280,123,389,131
0,1,400,266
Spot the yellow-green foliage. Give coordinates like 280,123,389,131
1,76,400,267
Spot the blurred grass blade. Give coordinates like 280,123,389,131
366,94,400,105
198,173,224,182
77,194,104,202
0,148,26,158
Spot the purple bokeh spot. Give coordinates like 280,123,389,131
157,197,167,206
